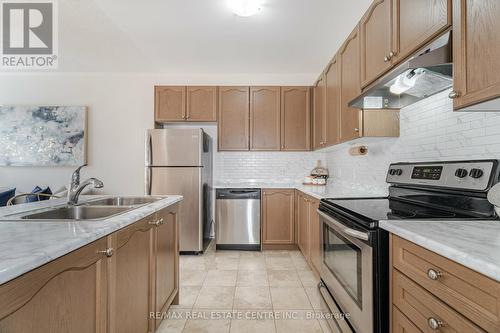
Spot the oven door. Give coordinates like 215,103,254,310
318,210,373,333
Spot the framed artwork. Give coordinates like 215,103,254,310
0,106,87,166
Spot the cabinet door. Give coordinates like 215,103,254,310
262,189,295,245
339,26,362,142
393,0,450,64
360,0,392,87
218,87,250,151
250,87,281,151
154,206,179,329
313,75,326,149
309,198,321,273
324,57,340,146
155,86,186,122
186,86,217,121
297,192,310,260
109,216,155,333
281,87,311,151
0,238,108,333
452,0,500,110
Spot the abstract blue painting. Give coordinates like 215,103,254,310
0,106,87,166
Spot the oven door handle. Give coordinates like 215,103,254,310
318,210,370,241
342,227,369,241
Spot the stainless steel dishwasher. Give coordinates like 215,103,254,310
215,188,261,251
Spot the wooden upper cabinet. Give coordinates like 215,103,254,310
262,189,295,245
339,26,362,142
250,87,281,151
393,0,451,64
313,75,326,149
155,86,186,122
281,87,311,151
452,0,500,110
186,86,217,121
218,87,250,151
324,56,340,146
360,0,393,87
0,238,108,333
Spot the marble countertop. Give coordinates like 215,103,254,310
0,195,183,285
213,181,386,200
380,219,500,282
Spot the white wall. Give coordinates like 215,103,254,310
322,89,500,195
0,73,312,194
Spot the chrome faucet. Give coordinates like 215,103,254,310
67,164,104,205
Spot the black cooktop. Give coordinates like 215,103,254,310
320,196,497,229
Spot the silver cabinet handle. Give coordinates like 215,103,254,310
449,91,460,99
149,218,164,226
384,56,390,62
427,269,442,280
98,248,114,257
428,317,444,330
354,128,360,132
389,51,396,58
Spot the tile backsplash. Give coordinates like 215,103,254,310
323,89,500,195
212,89,500,194
214,151,325,184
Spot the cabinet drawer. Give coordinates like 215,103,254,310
392,306,421,333
393,270,485,333
392,236,500,332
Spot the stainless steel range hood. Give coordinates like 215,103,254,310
350,32,452,110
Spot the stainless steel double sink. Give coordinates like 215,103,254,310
6,196,163,221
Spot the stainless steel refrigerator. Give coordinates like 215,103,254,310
145,128,213,254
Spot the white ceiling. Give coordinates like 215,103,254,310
58,0,372,79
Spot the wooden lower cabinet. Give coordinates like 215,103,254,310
0,204,180,333
154,207,179,329
262,189,295,247
297,191,310,259
308,197,321,273
295,191,321,274
109,215,155,333
390,234,500,333
0,238,108,333
392,307,421,333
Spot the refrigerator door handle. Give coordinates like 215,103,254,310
145,167,152,195
145,131,153,166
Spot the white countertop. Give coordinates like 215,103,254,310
0,195,182,285
380,219,500,282
213,181,386,200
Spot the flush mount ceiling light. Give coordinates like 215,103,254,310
228,0,262,17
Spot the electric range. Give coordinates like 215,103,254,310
317,160,500,333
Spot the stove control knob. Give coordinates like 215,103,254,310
389,169,396,176
455,168,468,178
395,169,403,176
469,168,484,179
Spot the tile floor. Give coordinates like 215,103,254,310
157,243,332,333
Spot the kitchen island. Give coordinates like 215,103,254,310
0,195,182,333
